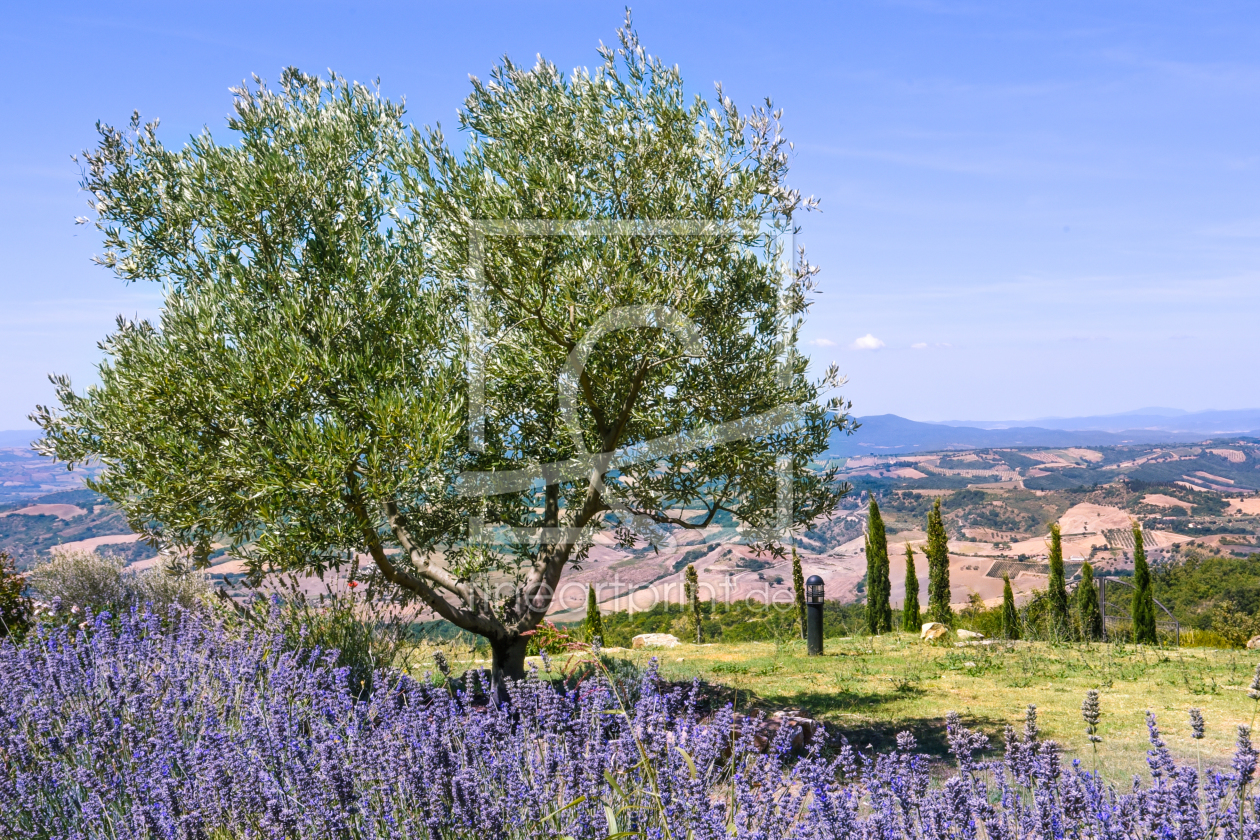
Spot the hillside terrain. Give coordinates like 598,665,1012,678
3,438,1257,628
0,488,154,568
0,441,103,505
532,440,1260,625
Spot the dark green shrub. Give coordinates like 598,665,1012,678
0,552,30,640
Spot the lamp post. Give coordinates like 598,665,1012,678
806,574,824,656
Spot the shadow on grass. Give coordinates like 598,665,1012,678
669,676,1008,762
778,689,1009,759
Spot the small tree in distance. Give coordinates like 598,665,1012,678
902,544,921,632
684,564,702,644
926,499,953,625
865,498,892,634
1077,561,1103,641
1002,573,1019,640
1047,523,1070,638
792,549,807,640
1131,525,1157,644
584,585,604,646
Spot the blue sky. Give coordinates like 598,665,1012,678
2,1,1258,429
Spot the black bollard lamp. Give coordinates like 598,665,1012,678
805,574,824,656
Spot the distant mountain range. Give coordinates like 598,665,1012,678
6,409,1260,464
940,408,1260,435
828,410,1260,457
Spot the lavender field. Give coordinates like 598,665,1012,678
3,604,1260,839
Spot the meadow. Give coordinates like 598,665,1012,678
440,634,1260,779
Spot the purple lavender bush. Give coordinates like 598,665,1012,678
2,605,1259,839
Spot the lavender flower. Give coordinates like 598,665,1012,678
3,604,1260,839
1082,690,1102,743
1234,725,1257,788
1147,710,1176,779
432,648,451,678
1190,707,1206,740
1024,703,1039,742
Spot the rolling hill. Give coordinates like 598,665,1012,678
828,413,1260,457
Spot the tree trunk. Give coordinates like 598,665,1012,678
490,635,528,707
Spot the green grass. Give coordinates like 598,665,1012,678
433,633,1260,780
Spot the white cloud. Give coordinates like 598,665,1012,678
850,333,886,351
911,342,928,350
810,338,837,348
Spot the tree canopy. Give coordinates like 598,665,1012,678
35,19,854,695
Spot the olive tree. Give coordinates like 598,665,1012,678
37,20,853,698
405,21,852,685
36,70,471,622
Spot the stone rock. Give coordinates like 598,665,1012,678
728,711,819,754
1247,635,1260,650
632,633,681,649
920,622,950,641
957,629,985,640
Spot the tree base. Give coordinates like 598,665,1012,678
490,635,528,706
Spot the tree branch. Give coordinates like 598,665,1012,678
382,500,478,606
345,473,502,638
602,352,653,453
624,501,725,530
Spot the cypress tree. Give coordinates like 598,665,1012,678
902,544,921,632
865,498,893,634
684,564,702,644
584,584,604,646
1131,525,1157,644
1047,522,1070,638
863,532,874,633
926,498,954,625
1002,573,1020,640
792,549,807,640
1077,561,1103,641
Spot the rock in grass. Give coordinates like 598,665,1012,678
726,711,820,754
957,629,985,640
920,622,950,641
632,633,681,649
1248,635,1260,650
